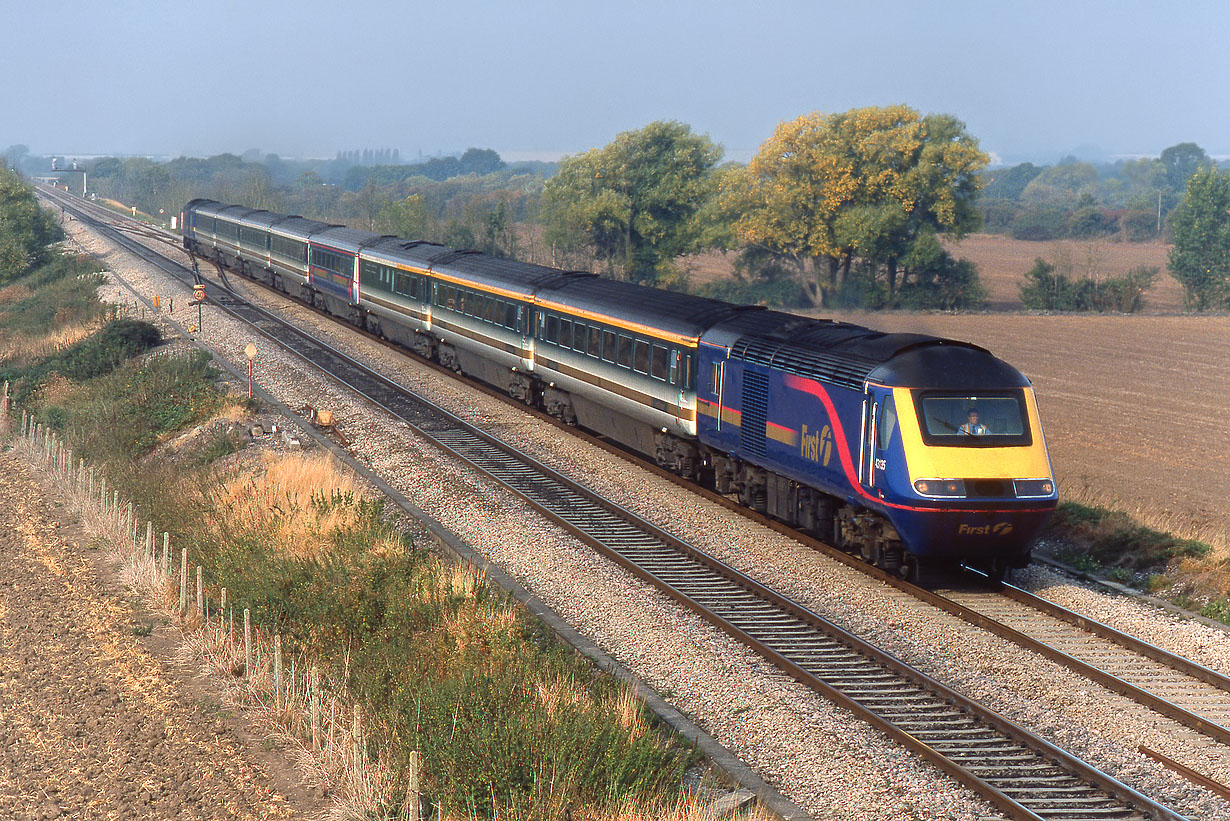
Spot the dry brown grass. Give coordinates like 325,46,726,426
0,320,99,366
208,451,399,560
0,283,32,304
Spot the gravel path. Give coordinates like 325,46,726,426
55,211,1230,819
0,452,325,820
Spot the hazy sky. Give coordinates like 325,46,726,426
4,0,1228,165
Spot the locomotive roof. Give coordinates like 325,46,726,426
310,226,390,254
183,198,220,214
537,277,743,343
708,310,1024,391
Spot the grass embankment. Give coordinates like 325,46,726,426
4,246,722,819
1042,501,1230,623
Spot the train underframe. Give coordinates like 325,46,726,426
193,241,1008,583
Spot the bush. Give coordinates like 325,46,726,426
3,318,162,398
1118,209,1160,242
897,253,986,310
1067,206,1117,238
1010,206,1067,240
1019,259,1157,312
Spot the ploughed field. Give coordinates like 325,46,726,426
825,311,1230,547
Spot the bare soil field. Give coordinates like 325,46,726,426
822,311,1230,548
681,234,1184,313
0,453,322,819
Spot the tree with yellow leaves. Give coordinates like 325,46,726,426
729,105,988,307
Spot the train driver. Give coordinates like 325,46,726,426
959,408,989,436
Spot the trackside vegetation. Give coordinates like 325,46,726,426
2,172,718,819
1043,503,1227,624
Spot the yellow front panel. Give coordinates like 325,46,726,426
895,387,1054,481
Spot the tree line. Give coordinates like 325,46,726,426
980,143,1219,243
8,111,1228,312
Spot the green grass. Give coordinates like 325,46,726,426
0,251,105,337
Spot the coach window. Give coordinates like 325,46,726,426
651,345,669,381
504,303,517,330
618,335,634,369
588,326,602,357
633,340,650,374
601,330,617,363
572,322,587,353
485,298,497,323
559,319,572,349
546,315,560,344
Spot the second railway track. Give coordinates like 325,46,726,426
45,185,1226,819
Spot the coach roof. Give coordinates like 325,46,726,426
432,252,581,300
537,276,741,343
310,226,390,255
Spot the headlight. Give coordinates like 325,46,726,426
914,479,966,497
1014,478,1055,498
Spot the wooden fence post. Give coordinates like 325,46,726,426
179,548,188,615
310,665,321,752
274,634,282,712
196,565,203,619
244,608,252,679
352,705,363,776
408,750,422,821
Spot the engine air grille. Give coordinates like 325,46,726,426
740,369,770,457
730,337,876,391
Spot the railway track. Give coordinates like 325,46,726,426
42,186,1204,819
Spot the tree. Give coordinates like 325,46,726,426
0,170,62,282
542,121,722,284
982,162,1044,201
1168,167,1230,310
730,105,987,306
459,148,505,176
1019,161,1099,209
377,194,432,241
1160,142,1211,194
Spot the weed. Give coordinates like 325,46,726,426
132,623,154,637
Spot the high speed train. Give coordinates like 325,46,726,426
182,198,1058,580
